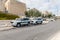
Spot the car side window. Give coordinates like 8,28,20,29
23,18,29,20
38,19,41,20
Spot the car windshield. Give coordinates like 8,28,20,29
22,18,29,20
33,18,41,20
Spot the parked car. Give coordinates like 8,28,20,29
11,18,30,27
30,18,43,24
43,18,49,23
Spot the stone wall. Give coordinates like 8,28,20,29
5,0,26,17
0,0,5,11
0,0,26,17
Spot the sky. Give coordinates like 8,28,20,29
18,0,60,16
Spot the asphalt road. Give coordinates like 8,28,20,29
0,20,60,40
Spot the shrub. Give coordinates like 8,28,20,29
0,11,19,20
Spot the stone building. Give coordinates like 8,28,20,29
0,0,26,17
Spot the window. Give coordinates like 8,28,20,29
23,18,29,20
38,19,41,20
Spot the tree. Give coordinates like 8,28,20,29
25,8,42,17
25,11,30,17
42,11,55,18
47,14,53,18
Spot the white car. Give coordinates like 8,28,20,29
43,18,49,23
30,18,43,24
11,18,30,27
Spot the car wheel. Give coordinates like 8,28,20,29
27,22,30,26
40,21,42,24
36,21,38,24
17,23,21,27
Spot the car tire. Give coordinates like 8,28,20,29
36,21,38,24
16,23,21,27
27,22,30,26
40,21,42,24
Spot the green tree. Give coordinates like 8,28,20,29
47,14,53,18
42,11,55,18
25,8,42,17
25,11,30,17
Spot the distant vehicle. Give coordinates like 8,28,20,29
30,18,43,24
11,18,30,27
43,18,49,23
50,19,55,21
45,18,55,21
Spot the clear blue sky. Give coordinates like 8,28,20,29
18,0,60,16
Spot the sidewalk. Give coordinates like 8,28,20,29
0,21,15,31
50,31,60,40
0,27,15,31
0,24,15,31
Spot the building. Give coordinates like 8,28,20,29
0,0,5,11
42,11,50,15
0,0,26,17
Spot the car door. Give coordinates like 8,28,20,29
37,18,42,23
21,18,29,25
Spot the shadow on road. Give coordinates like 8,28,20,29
15,23,47,28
